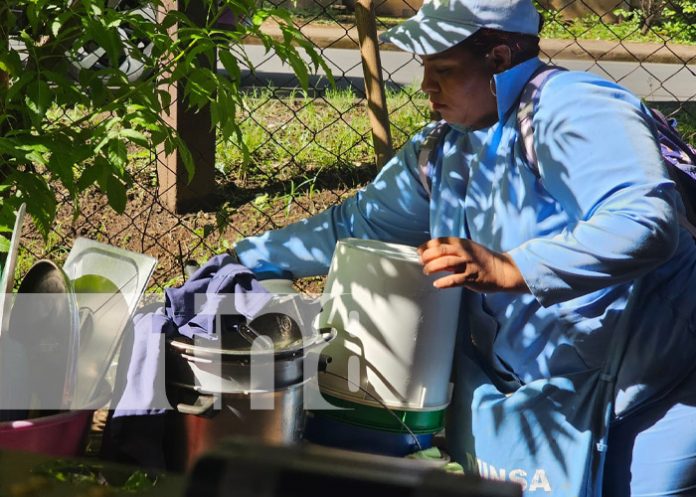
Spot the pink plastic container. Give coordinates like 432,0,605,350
0,409,95,457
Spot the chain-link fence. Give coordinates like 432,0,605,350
16,0,696,293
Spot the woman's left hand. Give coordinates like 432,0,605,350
417,237,529,293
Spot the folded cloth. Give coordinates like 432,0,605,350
102,255,272,469
166,254,271,339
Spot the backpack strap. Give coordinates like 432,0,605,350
648,108,696,237
417,120,450,197
518,67,696,240
517,65,566,176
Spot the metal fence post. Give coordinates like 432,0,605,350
355,0,394,170
158,0,218,213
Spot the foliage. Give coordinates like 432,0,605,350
0,0,331,245
35,459,160,492
538,0,696,44
660,0,696,43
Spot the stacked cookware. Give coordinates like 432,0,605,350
306,238,462,456
165,267,333,471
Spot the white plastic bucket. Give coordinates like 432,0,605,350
317,238,462,410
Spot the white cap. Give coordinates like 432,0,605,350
380,0,541,55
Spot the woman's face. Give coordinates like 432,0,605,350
420,43,498,129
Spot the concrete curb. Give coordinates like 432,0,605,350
540,38,696,64
251,22,696,65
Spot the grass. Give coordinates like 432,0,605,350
539,9,696,45
216,84,430,180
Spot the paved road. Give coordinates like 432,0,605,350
10,36,693,101
238,44,696,102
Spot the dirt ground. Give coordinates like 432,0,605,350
18,157,376,295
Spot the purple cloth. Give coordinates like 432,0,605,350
165,254,271,339
104,256,272,469
111,308,175,416
112,255,272,416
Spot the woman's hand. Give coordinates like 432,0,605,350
417,237,529,293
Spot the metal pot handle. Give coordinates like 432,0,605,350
177,393,218,417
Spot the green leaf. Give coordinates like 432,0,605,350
7,71,30,102
20,140,50,165
284,50,309,91
122,470,156,492
92,156,111,191
0,236,10,254
106,175,127,213
0,138,14,156
0,51,22,76
10,172,56,238
79,69,109,105
218,49,241,83
157,89,172,111
24,79,52,123
251,10,270,27
120,129,149,147
48,143,76,191
107,139,128,171
175,137,195,183
77,163,103,190
86,18,123,69
26,2,39,32
161,10,189,30
183,68,217,109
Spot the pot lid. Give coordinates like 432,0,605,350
170,312,333,359
63,237,157,409
5,260,80,410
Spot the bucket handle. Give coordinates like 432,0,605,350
177,394,218,417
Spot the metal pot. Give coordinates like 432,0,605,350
167,314,333,393
165,312,335,471
166,379,309,472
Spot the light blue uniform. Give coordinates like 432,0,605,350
235,57,696,495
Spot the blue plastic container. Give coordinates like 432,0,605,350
303,412,434,457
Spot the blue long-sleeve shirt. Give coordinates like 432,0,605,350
235,57,696,418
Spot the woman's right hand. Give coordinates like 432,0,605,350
418,237,529,293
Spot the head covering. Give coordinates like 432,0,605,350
380,0,541,55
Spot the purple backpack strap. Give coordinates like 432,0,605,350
517,65,566,175
651,108,696,237
417,120,450,198
517,66,696,239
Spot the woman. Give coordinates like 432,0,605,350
233,0,696,494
